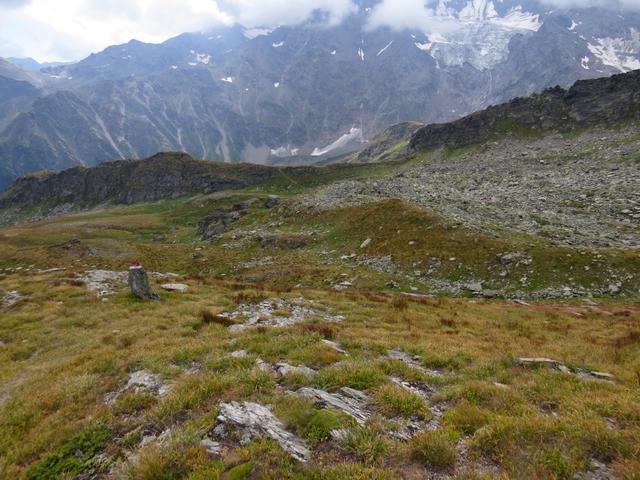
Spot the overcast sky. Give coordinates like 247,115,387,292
1,0,639,62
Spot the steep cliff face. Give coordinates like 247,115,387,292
409,70,640,151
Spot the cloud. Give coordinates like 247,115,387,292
0,0,30,8
0,0,231,62
2,0,640,62
217,0,357,27
540,0,640,9
366,0,457,35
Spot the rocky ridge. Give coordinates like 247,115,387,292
409,70,640,151
0,152,319,225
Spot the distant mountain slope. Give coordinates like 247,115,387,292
3,69,639,229
410,70,640,151
0,1,639,190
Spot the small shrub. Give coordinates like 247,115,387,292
127,435,197,480
226,462,254,480
301,323,336,340
444,401,490,435
341,426,389,465
199,309,234,327
391,297,408,311
373,384,430,419
25,423,113,479
306,463,394,479
536,447,575,479
410,430,457,469
313,362,387,391
233,290,267,305
276,397,351,444
237,369,276,396
114,393,157,416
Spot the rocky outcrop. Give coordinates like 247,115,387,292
197,211,242,241
0,152,316,224
216,402,310,462
410,70,640,151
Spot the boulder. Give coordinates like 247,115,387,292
161,283,189,293
197,211,241,241
263,196,280,209
128,265,160,301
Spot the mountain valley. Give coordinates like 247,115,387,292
1,0,640,189
1,2,639,479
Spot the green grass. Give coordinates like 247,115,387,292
0,155,639,479
25,423,112,480
373,384,431,419
410,430,458,469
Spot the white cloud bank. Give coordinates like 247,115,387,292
1,0,640,62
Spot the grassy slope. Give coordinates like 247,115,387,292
1,270,639,479
0,131,639,479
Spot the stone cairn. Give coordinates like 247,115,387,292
128,262,160,301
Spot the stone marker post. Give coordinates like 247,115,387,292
128,263,160,301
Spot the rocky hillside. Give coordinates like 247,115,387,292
0,153,323,224
409,70,640,151
1,1,639,189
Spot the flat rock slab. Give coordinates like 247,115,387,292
217,401,309,462
80,269,176,298
276,362,316,377
322,340,348,355
226,298,344,332
161,283,189,292
388,349,442,377
295,387,370,424
2,290,25,308
517,357,615,382
104,370,171,405
80,270,128,298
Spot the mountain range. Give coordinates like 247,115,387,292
0,0,639,190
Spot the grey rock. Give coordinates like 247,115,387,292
276,362,316,377
295,387,370,424
200,439,223,457
160,283,189,293
197,211,241,241
128,265,160,301
217,401,310,462
2,290,24,308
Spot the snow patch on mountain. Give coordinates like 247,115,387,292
195,53,211,65
221,77,233,83
244,27,274,39
587,29,640,73
357,48,365,61
311,128,365,157
377,41,393,56
272,41,284,48
410,1,542,70
270,145,300,158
